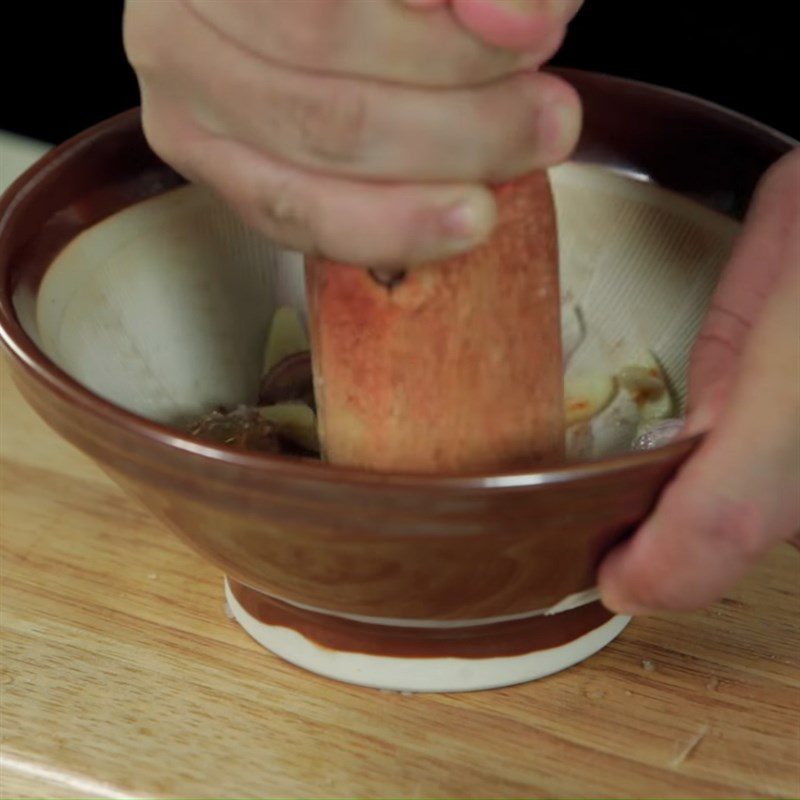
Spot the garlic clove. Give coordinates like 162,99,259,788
565,420,593,460
263,306,309,374
258,402,320,453
564,372,616,426
616,364,665,397
587,390,641,457
615,353,673,421
188,406,281,452
258,351,314,407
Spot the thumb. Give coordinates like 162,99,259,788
686,148,800,434
599,151,800,614
449,0,582,50
600,263,799,613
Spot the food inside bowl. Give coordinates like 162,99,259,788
28,162,734,468
186,301,678,461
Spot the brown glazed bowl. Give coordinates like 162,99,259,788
0,71,793,692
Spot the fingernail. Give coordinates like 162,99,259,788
600,588,652,617
454,0,550,49
439,194,495,244
598,547,654,616
491,0,534,12
541,95,582,160
410,192,497,264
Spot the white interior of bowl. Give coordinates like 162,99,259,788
22,163,738,428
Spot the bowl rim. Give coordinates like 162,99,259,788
555,67,798,151
0,70,792,492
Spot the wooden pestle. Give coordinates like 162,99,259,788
305,171,564,473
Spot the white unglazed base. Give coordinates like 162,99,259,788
224,580,631,693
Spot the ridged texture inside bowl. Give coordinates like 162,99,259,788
31,189,304,423
552,163,737,408
27,163,737,427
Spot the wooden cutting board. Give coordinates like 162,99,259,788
1,137,798,800
2,334,799,800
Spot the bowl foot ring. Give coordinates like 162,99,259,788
225,579,630,693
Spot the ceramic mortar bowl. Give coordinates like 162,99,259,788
1,71,792,692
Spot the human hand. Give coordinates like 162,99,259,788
599,148,800,614
123,0,582,266
402,0,583,50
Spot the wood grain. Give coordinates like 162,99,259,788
1,346,799,800
306,171,564,473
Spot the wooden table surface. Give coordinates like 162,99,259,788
1,135,799,800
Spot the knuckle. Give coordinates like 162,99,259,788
690,320,742,364
247,179,317,253
124,41,160,82
139,99,195,180
121,2,145,59
290,85,368,163
706,303,752,335
257,182,309,231
122,2,172,79
139,104,176,165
